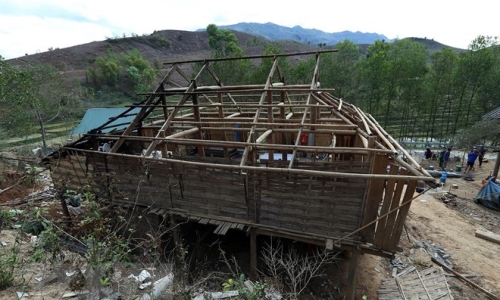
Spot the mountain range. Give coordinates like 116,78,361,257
215,22,390,45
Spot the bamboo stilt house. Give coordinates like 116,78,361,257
45,50,434,260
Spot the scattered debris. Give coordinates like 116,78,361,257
431,257,499,300
140,273,174,300
421,240,453,269
378,266,453,300
475,229,500,245
16,292,28,299
128,270,152,283
62,290,90,298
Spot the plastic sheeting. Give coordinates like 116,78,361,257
474,179,500,211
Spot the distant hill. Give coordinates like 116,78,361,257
6,27,464,86
216,22,390,46
406,37,466,55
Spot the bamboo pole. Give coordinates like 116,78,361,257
431,257,499,300
167,120,357,129
366,114,433,178
256,129,273,143
240,58,280,167
166,127,199,139
354,106,372,136
357,108,397,153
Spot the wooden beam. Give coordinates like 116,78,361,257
110,65,180,153
255,129,273,143
475,230,500,245
361,153,389,242
166,127,199,139
240,58,280,168
143,63,209,157
345,248,361,300
64,149,433,181
432,257,500,300
250,228,258,279
493,151,500,178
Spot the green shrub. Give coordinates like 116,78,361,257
0,247,18,289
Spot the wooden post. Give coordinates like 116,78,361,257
192,81,205,157
250,227,258,279
58,188,72,226
492,150,500,179
170,216,184,271
345,248,360,300
361,153,388,243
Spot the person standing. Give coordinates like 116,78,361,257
464,148,479,174
442,148,451,171
425,148,432,160
438,148,446,169
478,145,486,167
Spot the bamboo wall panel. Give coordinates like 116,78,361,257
50,154,97,193
52,152,370,239
49,150,421,253
257,172,367,237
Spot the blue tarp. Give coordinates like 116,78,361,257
474,179,500,211
70,107,140,135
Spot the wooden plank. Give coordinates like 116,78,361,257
345,248,360,300
475,230,500,245
380,168,408,250
388,175,418,251
431,257,497,300
361,153,389,243
373,164,399,248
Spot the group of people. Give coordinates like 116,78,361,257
464,145,487,174
425,145,487,173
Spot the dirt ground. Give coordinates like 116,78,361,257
1,153,500,299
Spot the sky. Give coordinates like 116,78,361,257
1,0,498,60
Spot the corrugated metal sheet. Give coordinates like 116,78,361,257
483,106,500,119
70,107,140,135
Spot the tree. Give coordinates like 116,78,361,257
358,40,391,115
453,36,498,129
204,24,250,85
451,119,500,148
320,40,362,102
426,48,458,141
87,51,121,87
249,44,292,84
0,58,78,150
122,49,158,94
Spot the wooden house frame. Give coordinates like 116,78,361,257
46,50,434,298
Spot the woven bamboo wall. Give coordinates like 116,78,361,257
50,148,417,253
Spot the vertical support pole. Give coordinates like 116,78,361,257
267,90,274,163
58,188,72,226
361,153,388,243
493,151,500,179
192,80,205,157
218,92,229,159
160,94,170,158
170,215,188,280
250,227,258,279
345,248,360,300
279,92,286,161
